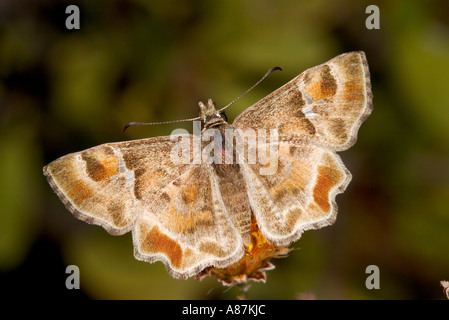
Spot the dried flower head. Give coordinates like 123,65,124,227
196,214,291,286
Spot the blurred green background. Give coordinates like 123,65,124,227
1,0,448,300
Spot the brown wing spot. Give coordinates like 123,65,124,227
166,207,195,233
269,161,308,202
340,82,365,102
199,241,226,257
313,164,342,212
181,185,198,204
161,192,170,203
133,168,146,199
302,69,312,84
300,115,316,135
82,151,119,182
281,89,315,135
286,90,305,108
166,207,214,234
183,248,194,260
289,145,297,155
122,151,141,170
68,180,94,206
319,65,337,97
280,117,316,136
273,188,288,202
142,226,183,268
304,65,337,101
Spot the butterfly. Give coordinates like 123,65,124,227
44,51,372,280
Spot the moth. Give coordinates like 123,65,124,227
44,52,372,280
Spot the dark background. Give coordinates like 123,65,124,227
1,0,448,299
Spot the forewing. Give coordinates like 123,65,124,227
43,137,181,235
233,51,372,151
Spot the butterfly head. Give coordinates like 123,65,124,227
199,99,227,129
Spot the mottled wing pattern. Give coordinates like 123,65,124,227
233,51,372,245
44,141,148,235
44,51,372,279
233,51,372,151
241,140,351,246
132,153,244,279
44,136,243,279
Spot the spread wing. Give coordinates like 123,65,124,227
44,135,243,279
232,52,372,245
233,51,372,151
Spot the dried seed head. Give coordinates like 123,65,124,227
196,214,291,286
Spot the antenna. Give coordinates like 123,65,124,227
218,66,282,113
123,117,201,132
123,66,282,132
